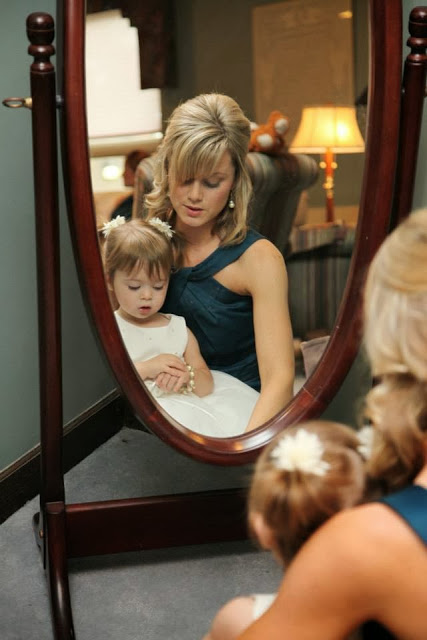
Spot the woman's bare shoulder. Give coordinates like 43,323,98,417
286,501,422,586
244,237,284,261
240,238,286,278
308,501,415,550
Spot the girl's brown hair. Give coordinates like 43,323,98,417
248,421,366,566
103,219,173,281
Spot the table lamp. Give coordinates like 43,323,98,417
290,105,365,223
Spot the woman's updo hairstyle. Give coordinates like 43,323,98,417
145,93,252,249
363,208,427,380
362,208,427,492
364,373,427,492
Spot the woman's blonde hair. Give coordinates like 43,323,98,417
362,208,427,491
363,208,427,380
144,93,252,254
249,421,366,566
364,374,427,492
103,219,174,281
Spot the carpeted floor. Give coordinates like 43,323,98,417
0,428,282,639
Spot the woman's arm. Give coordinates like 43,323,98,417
237,505,408,640
241,240,295,431
183,329,214,397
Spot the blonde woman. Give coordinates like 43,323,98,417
202,420,368,640
236,209,427,640
144,93,295,432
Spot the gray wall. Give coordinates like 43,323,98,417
0,0,114,471
0,0,425,473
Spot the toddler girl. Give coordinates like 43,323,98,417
202,420,369,639
102,216,259,437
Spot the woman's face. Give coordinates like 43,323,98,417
169,151,235,233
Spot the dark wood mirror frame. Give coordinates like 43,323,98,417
61,0,403,464
24,1,426,637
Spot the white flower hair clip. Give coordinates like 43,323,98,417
357,425,374,460
149,217,174,239
270,429,331,476
101,215,126,238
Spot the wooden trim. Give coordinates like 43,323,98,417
0,392,124,524
65,489,249,558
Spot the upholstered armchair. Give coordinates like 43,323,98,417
132,151,319,256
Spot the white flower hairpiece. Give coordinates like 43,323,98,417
357,425,374,460
101,215,126,238
270,429,331,476
149,217,174,239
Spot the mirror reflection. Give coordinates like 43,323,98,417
102,215,261,437
86,0,368,437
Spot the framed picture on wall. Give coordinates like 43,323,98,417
252,0,355,136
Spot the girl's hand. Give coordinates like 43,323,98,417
134,354,187,382
155,368,190,393
183,330,214,397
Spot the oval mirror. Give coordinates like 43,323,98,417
59,0,403,464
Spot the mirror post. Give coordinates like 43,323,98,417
27,12,76,639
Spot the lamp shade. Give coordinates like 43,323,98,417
290,105,365,154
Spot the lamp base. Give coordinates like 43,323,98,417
320,148,337,223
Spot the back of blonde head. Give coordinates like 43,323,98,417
364,208,427,380
249,421,366,566
145,93,252,248
363,208,427,491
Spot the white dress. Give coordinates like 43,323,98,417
115,312,260,437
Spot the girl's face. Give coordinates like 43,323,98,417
169,150,235,233
110,263,169,325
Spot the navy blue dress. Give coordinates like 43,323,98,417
362,484,427,639
163,230,263,390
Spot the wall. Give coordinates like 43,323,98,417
164,0,368,210
0,0,425,473
0,0,114,472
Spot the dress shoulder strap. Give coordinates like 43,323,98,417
186,229,264,281
380,485,427,544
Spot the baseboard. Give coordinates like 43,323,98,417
0,391,125,525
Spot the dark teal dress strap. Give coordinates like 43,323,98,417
163,230,264,389
380,484,427,544
174,229,264,281
362,484,427,640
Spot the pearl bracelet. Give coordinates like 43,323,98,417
179,364,196,395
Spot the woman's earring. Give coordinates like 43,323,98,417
228,192,235,209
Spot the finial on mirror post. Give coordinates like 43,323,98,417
26,12,55,74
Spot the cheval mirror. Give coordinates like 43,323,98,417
14,0,427,637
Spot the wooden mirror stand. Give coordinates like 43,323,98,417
22,2,426,637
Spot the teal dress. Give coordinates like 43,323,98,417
163,230,263,390
362,484,427,639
